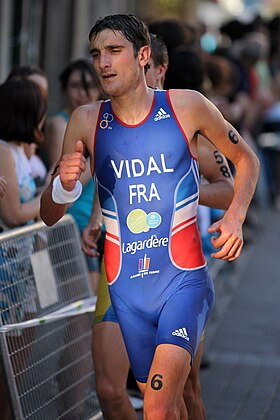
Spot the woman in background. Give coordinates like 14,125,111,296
0,77,46,420
0,78,46,230
45,59,103,294
7,64,50,190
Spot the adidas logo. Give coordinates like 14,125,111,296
154,107,171,121
172,327,190,341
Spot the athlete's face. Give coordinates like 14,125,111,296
90,29,149,97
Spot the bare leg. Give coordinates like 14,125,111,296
138,344,191,420
183,342,206,420
92,322,137,420
88,270,100,295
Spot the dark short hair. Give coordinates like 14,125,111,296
148,19,186,53
150,34,169,67
89,14,151,57
7,64,47,80
0,78,46,144
7,64,48,103
59,58,100,95
165,47,204,91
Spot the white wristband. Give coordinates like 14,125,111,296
52,175,82,204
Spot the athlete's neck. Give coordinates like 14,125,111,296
110,85,154,125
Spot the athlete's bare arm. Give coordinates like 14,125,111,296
81,189,103,257
196,135,234,210
40,104,99,226
170,89,260,261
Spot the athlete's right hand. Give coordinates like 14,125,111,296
81,222,102,257
59,140,86,191
208,212,243,261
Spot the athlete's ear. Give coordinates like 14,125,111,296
139,45,151,69
157,63,168,80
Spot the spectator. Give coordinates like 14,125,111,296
0,78,46,230
7,64,48,96
45,59,103,294
7,65,50,191
0,76,46,420
45,59,101,170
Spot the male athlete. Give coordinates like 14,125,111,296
41,14,259,419
82,34,234,420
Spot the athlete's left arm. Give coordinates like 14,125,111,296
196,134,234,210
196,93,259,260
171,90,260,261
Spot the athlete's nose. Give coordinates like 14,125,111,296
99,52,111,70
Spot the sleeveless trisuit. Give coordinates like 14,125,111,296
94,90,214,382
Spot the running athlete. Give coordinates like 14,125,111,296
82,34,234,420
87,34,171,420
40,14,260,419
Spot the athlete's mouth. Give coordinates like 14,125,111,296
102,74,116,80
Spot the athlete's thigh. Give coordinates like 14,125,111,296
143,344,191,409
114,302,157,384
92,322,130,386
157,267,214,360
184,340,203,396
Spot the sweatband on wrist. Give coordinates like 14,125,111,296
52,175,82,204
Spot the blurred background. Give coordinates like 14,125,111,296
1,2,280,419
1,0,280,114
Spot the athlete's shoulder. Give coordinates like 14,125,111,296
71,100,103,123
168,89,217,130
168,89,207,109
64,101,104,154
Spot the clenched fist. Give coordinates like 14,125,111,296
59,140,87,191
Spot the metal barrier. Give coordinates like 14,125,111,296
0,215,101,419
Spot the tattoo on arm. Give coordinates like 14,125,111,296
214,150,224,164
151,373,163,390
228,129,239,144
213,150,231,178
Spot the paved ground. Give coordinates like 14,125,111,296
135,207,280,419
200,207,280,419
